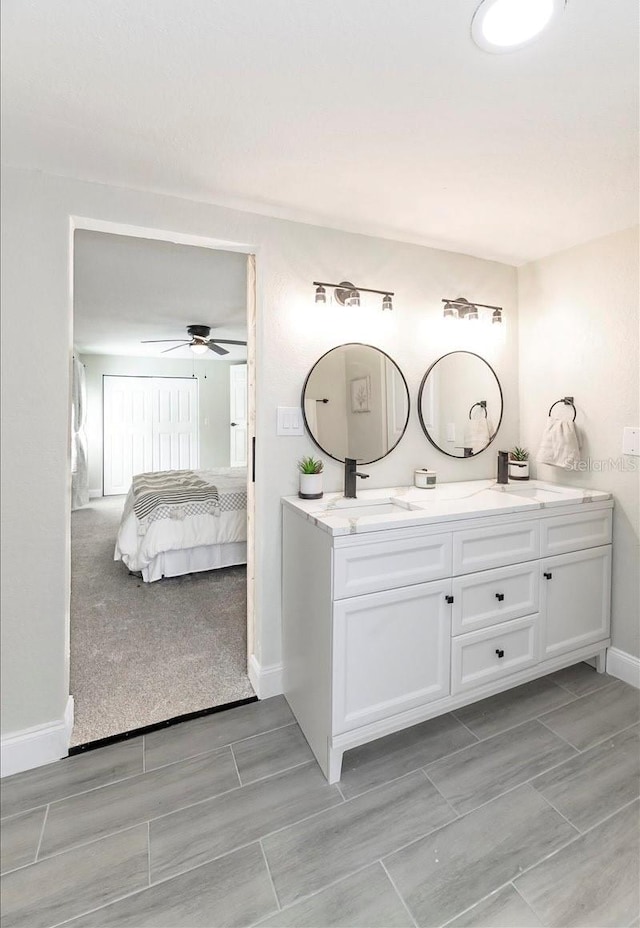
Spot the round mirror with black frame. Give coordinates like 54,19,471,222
301,343,410,464
418,350,503,458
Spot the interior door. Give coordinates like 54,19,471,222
103,376,153,495
230,364,248,467
103,376,199,495
152,378,199,471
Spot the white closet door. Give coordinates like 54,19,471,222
103,376,153,496
103,376,199,496
152,378,199,472
229,364,248,467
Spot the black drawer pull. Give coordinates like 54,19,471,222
445,595,454,604
495,593,505,602
544,572,553,580
495,649,505,659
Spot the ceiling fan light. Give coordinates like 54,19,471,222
190,341,208,355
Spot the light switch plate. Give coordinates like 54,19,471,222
622,427,640,456
277,406,304,436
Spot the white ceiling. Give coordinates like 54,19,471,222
2,1,638,265
74,230,248,359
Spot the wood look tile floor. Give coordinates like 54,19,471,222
1,664,638,928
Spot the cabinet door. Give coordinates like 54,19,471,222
540,545,611,661
332,580,451,733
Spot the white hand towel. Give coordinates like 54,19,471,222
464,417,491,454
536,419,581,468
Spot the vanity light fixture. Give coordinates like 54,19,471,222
313,280,394,311
442,297,503,323
471,0,563,54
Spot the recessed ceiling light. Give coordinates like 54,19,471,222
471,0,561,53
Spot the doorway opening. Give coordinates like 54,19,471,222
69,224,256,747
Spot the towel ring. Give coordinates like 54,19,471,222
469,400,487,419
548,397,576,421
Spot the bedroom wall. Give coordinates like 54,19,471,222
80,354,241,494
518,226,640,660
1,165,519,743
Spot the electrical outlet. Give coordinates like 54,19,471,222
622,427,640,456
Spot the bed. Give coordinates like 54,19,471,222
114,467,247,582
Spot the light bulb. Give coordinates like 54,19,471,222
472,0,558,53
345,289,361,307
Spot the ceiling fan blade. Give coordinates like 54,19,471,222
209,339,247,346
141,339,190,344
207,342,229,356
161,343,191,354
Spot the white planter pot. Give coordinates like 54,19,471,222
299,473,323,499
508,460,529,481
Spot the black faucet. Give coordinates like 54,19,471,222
344,458,370,498
497,450,509,484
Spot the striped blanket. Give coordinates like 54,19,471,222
132,470,221,524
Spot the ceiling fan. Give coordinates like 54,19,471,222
141,324,247,357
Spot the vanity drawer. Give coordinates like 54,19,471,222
333,532,452,599
540,509,612,556
452,522,539,575
451,562,539,636
451,615,539,695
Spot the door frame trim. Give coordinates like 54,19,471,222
70,217,259,745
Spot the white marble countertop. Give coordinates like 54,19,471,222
282,479,612,536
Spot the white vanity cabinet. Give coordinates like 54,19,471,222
282,493,613,783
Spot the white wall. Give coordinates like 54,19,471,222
81,354,240,494
0,165,519,739
518,226,640,658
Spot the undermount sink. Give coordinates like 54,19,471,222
328,500,411,518
492,484,566,499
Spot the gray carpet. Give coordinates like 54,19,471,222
70,496,254,745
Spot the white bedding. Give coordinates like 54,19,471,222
114,467,247,575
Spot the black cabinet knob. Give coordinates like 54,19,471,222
495,648,505,658
495,593,505,602
230,422,238,427
544,572,553,580
445,595,454,604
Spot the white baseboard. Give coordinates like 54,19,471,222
248,655,283,700
1,696,74,778
88,489,102,499
606,647,640,689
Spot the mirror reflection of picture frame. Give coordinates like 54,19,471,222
350,375,371,413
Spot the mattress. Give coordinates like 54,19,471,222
114,467,247,576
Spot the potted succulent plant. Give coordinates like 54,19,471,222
509,446,530,481
298,455,324,499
